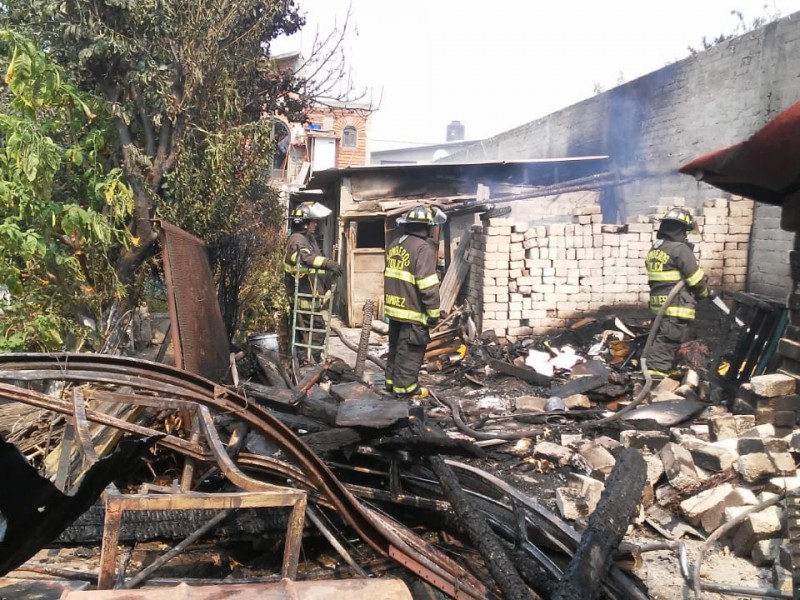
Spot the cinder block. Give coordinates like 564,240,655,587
737,452,795,483
751,374,796,398
709,415,738,441
620,430,670,452
660,442,700,489
533,441,573,466
733,506,783,557
681,438,737,472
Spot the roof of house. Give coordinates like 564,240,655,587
305,156,610,190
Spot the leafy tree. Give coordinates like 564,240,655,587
1,0,314,313
0,31,133,351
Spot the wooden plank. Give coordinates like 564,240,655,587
240,381,303,408
330,381,383,403
439,231,472,314
301,428,365,453
487,358,552,386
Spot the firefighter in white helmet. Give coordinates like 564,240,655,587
284,201,342,362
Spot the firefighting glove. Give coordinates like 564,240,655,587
325,260,343,278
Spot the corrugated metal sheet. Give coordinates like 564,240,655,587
60,578,412,599
160,222,230,383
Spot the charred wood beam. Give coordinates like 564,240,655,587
372,435,486,459
123,509,232,588
301,428,365,453
553,448,647,600
239,381,304,410
409,417,536,600
297,393,340,426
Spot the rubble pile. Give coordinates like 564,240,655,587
460,357,800,595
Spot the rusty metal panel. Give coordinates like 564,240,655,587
61,578,413,599
159,222,230,383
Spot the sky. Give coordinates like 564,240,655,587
273,0,800,152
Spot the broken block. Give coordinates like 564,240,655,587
733,506,783,556
556,486,600,520
642,453,665,486
516,395,546,412
593,436,624,457
681,438,737,472
533,441,573,466
769,394,800,412
577,441,616,475
733,415,756,433
751,538,783,566
680,483,736,527
620,430,670,452
787,431,800,452
738,437,789,455
560,432,584,447
724,505,751,526
708,414,737,441
773,564,793,595
750,374,797,398
737,452,796,483
699,486,758,534
563,393,592,409
739,424,776,439
773,410,797,428
765,471,800,493
660,442,700,489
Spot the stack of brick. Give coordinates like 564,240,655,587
736,373,800,438
465,197,754,337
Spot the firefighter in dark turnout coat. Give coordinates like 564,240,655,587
644,207,713,378
384,206,445,398
284,202,342,361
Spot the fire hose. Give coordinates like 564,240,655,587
586,280,686,428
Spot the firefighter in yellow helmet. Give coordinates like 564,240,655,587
284,202,343,362
383,205,446,399
644,207,714,378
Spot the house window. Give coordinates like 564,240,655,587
342,126,358,148
355,219,385,248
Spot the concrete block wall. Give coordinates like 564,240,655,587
443,11,800,300
465,197,754,337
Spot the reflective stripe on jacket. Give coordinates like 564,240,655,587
384,233,440,325
284,232,327,298
645,239,710,319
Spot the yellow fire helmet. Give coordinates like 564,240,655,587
396,205,447,226
660,206,696,230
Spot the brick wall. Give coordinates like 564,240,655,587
444,12,800,300
465,197,754,337
305,107,370,167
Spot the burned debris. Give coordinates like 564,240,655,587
0,204,798,600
